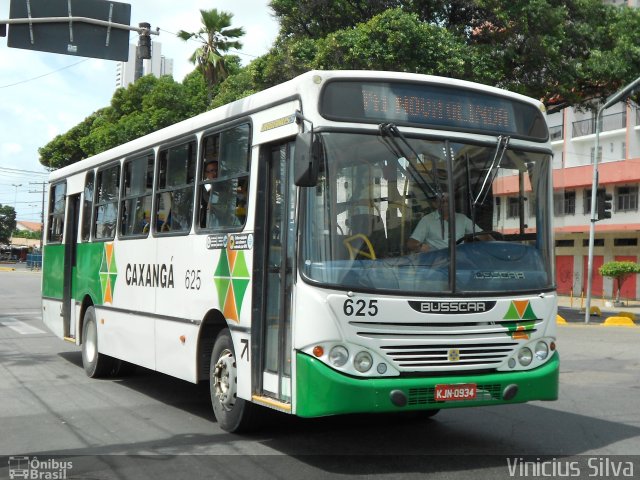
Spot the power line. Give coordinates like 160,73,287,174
0,58,90,89
0,166,49,175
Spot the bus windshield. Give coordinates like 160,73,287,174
300,132,553,295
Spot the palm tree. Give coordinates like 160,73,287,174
177,9,245,99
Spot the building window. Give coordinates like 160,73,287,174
495,197,501,222
582,238,605,247
554,191,575,216
555,240,574,247
616,186,638,212
614,238,638,246
507,196,519,218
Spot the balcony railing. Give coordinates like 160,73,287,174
572,111,626,137
549,124,563,141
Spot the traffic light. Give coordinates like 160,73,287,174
597,191,613,220
0,23,6,37
137,22,151,60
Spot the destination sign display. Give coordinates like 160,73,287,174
320,80,548,141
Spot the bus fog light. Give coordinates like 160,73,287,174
377,363,387,374
329,346,349,367
534,341,548,360
518,347,533,366
508,358,516,369
354,351,373,372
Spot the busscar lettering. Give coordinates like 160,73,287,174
125,263,175,288
420,302,488,313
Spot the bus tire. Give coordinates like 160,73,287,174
210,328,255,432
81,306,116,378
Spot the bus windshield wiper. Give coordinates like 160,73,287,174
379,123,441,198
474,135,510,207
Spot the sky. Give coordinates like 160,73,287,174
0,1,279,223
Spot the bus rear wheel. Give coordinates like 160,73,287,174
210,328,256,432
81,306,117,378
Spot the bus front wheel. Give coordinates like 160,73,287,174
210,328,256,432
81,306,116,378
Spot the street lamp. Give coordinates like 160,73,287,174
585,76,640,323
11,183,22,207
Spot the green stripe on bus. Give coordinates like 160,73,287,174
295,352,559,418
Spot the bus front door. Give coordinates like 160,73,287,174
254,142,295,405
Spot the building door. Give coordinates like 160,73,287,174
253,141,295,405
555,255,574,295
583,255,604,298
614,255,638,300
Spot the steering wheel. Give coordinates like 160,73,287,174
456,231,503,244
343,233,377,260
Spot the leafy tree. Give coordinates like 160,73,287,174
0,205,17,244
39,75,208,169
178,9,245,99
599,261,640,304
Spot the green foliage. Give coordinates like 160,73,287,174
599,261,640,279
0,205,17,244
39,74,208,169
39,1,640,169
11,229,41,239
599,261,640,301
177,8,245,97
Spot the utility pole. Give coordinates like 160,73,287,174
585,75,640,323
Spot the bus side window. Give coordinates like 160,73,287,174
94,164,120,240
155,140,196,234
120,153,154,237
198,124,250,230
80,172,94,242
47,182,67,244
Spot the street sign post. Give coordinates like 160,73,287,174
5,0,132,61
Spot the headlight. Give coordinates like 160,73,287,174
534,341,549,360
354,351,373,372
329,345,349,367
518,347,533,366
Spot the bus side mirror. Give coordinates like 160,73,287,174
293,132,318,187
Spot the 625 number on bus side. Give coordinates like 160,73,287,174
343,299,378,317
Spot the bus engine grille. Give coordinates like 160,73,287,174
349,320,539,372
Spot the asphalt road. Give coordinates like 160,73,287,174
0,267,639,480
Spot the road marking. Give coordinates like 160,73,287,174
0,318,47,335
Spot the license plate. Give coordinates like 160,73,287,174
435,383,477,401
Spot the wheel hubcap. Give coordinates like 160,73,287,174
213,349,237,410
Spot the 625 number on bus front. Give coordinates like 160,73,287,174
343,299,378,317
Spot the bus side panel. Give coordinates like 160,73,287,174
155,320,199,382
42,244,65,338
95,306,156,370
42,244,65,298
73,242,105,307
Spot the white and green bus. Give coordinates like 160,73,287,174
42,70,559,432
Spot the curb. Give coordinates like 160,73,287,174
602,316,638,327
0,267,16,272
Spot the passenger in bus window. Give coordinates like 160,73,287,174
200,159,242,229
407,193,487,252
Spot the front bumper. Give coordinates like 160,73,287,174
295,351,559,417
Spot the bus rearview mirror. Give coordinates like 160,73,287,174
293,132,318,187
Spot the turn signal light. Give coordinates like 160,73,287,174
312,345,324,357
